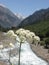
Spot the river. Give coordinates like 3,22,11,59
0,41,49,65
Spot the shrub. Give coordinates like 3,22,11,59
40,41,45,46
45,38,49,48
46,29,49,37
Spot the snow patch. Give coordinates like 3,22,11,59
15,13,26,20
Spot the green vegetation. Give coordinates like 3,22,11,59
24,20,49,38
40,41,45,46
0,26,17,32
23,20,49,48
45,38,49,48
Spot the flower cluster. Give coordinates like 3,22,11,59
6,30,17,40
34,36,40,45
16,28,40,44
3,28,40,45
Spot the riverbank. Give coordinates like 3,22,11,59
30,43,49,63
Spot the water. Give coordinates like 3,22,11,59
0,39,49,65
19,41,48,65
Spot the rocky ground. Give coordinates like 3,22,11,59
0,32,17,65
30,43,49,63
0,32,16,47
0,61,9,65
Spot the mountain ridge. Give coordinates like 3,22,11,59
19,8,49,27
18,8,49,39
0,5,22,29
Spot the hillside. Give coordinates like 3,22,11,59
18,8,49,40
23,20,49,38
0,5,21,30
19,8,49,27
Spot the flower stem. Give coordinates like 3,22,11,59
18,42,21,65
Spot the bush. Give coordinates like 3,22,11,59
40,41,45,46
38,32,45,40
45,38,49,48
46,29,49,37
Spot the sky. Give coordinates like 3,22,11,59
0,0,49,17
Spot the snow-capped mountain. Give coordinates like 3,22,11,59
15,13,25,21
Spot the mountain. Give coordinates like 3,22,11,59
0,4,21,29
18,8,49,39
19,8,49,27
15,13,25,21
